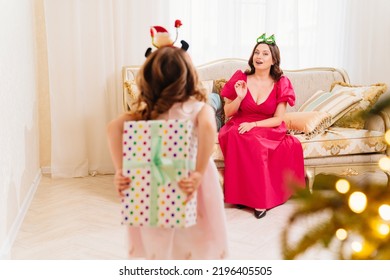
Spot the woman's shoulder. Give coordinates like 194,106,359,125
276,75,292,85
275,75,294,91
274,75,295,105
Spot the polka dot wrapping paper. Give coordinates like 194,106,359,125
121,119,198,228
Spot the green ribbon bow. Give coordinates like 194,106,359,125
256,33,275,44
123,121,195,226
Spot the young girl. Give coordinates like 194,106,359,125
106,46,228,259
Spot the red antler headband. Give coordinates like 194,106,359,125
145,19,189,57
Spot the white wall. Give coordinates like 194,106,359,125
0,0,41,259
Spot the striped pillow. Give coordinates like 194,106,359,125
298,90,362,125
330,82,388,129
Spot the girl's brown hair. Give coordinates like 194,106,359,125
245,42,283,81
132,47,206,120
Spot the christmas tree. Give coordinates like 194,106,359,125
282,98,390,260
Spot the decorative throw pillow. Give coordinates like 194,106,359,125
208,93,223,131
214,78,227,94
214,79,228,124
298,90,332,112
123,80,140,111
298,90,362,126
330,82,388,129
284,111,332,139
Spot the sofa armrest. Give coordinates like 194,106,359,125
365,106,390,156
362,89,390,155
365,114,385,132
379,107,390,156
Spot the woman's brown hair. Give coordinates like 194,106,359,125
245,42,283,81
132,47,206,120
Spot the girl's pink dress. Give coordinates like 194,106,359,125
126,98,228,259
218,70,305,209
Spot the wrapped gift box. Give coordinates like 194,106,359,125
121,119,198,228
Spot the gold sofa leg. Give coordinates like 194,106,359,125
305,167,315,193
383,170,390,188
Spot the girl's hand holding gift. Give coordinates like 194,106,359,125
178,171,203,202
114,169,131,197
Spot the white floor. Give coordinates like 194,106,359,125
10,174,348,260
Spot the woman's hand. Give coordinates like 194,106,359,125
235,80,247,100
114,169,131,197
178,171,203,202
238,122,256,134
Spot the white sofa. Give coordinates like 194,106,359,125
122,58,390,192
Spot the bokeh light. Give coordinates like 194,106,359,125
384,130,390,145
377,223,390,236
378,156,390,171
348,192,367,213
336,228,348,240
379,204,390,221
335,179,350,193
351,241,363,252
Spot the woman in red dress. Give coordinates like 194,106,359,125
218,34,305,219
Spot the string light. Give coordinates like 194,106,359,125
348,191,367,213
378,204,390,221
377,223,390,236
378,156,390,171
384,130,390,145
335,179,350,193
336,228,348,240
351,241,363,253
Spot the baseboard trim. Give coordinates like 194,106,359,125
41,166,51,175
0,169,42,259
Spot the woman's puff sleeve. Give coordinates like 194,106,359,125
221,70,246,100
276,76,296,107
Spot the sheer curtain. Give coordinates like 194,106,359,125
343,0,390,85
168,0,390,87
44,0,170,177
167,0,348,68
44,0,390,178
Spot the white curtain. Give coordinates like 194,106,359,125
343,0,390,85
167,0,348,68
168,0,390,86
44,0,390,178
44,0,170,177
